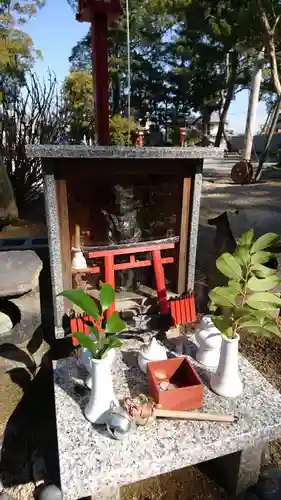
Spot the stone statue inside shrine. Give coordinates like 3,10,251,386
102,184,142,291
102,211,141,245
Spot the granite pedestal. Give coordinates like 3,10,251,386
53,339,281,500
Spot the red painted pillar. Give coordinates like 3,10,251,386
91,14,110,145
152,250,169,315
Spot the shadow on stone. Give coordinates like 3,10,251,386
249,464,281,500
0,343,36,374
34,483,62,500
36,247,55,346
0,300,21,329
48,336,74,360
0,358,60,490
27,327,43,356
122,350,148,398
7,368,32,392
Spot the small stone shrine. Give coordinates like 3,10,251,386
26,0,223,336
26,145,223,337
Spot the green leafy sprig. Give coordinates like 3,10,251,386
209,230,281,339
59,282,126,359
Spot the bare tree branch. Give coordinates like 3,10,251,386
258,0,281,96
0,70,66,212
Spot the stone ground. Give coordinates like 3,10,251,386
1,175,281,499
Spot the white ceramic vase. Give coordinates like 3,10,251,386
85,348,115,390
138,337,167,374
210,334,243,398
195,315,222,368
84,350,118,424
80,347,92,373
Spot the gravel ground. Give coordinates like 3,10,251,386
3,483,35,500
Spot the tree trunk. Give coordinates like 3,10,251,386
262,104,275,135
223,129,232,151
202,108,211,136
254,95,281,181
254,1,281,181
214,102,229,147
258,2,281,96
0,153,18,226
215,51,238,147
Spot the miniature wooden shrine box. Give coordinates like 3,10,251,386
26,145,223,338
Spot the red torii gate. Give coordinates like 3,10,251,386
73,239,177,317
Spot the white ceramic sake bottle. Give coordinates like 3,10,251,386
210,333,243,398
195,315,222,368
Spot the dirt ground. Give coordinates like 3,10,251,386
121,465,228,500
240,331,281,469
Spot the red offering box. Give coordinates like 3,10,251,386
147,357,203,411
169,296,196,326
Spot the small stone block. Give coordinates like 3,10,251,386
39,485,62,500
0,313,13,335
0,250,42,298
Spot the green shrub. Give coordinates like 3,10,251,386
109,114,137,146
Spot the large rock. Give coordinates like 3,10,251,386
215,209,281,280
0,369,24,438
208,209,281,284
0,288,42,347
0,251,42,298
227,209,281,242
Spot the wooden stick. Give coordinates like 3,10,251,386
178,177,191,294
75,224,81,249
154,409,237,423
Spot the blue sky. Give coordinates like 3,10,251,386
26,0,88,82
228,91,267,134
26,0,267,134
